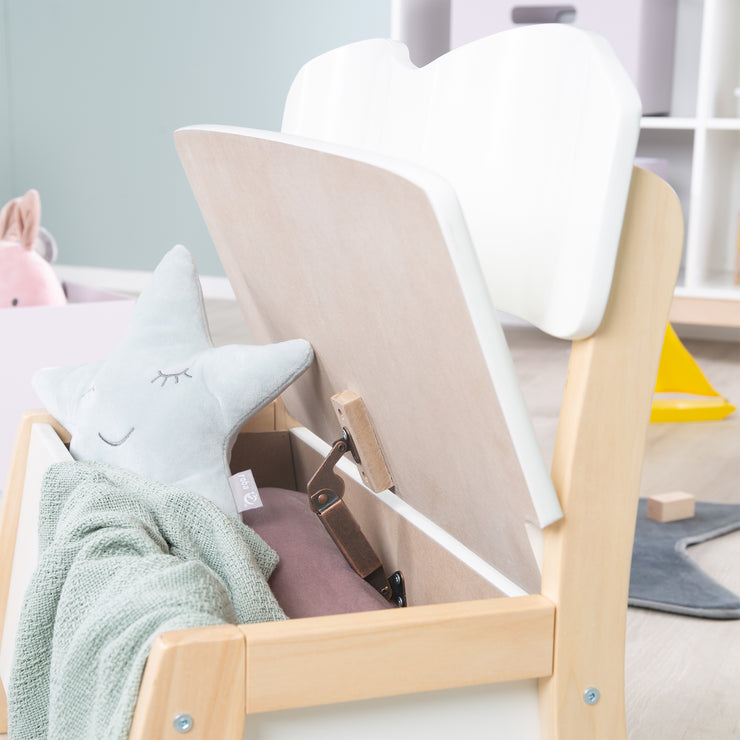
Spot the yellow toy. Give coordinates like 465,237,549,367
651,324,735,422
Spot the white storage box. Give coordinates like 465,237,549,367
0,283,134,490
450,0,679,115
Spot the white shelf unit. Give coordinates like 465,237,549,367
641,0,740,326
391,0,740,325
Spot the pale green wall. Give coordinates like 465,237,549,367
0,0,12,207
2,1,390,274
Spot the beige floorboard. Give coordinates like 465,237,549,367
627,338,740,740
2,303,738,738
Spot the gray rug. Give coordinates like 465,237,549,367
629,499,740,619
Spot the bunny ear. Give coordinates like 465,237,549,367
17,189,41,250
0,189,41,248
0,200,21,242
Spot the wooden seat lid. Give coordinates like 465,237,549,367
176,126,561,594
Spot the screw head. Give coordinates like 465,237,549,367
583,687,600,705
173,713,194,733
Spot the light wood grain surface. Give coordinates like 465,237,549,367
176,128,551,593
670,297,740,328
240,595,554,714
539,168,683,739
129,625,246,740
330,390,393,493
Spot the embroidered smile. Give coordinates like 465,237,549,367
98,428,135,447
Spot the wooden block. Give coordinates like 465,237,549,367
129,625,245,740
330,390,393,492
647,492,696,522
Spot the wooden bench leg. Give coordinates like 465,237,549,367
538,169,683,738
0,678,7,733
128,624,245,740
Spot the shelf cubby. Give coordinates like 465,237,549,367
690,129,740,291
639,0,740,322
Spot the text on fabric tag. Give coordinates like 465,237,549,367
229,470,263,512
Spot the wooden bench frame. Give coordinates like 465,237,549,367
0,167,682,738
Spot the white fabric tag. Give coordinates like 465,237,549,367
229,470,263,513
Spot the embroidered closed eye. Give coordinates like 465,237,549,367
151,369,192,387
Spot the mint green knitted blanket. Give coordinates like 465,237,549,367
8,461,286,740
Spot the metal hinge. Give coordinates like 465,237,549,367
307,429,406,607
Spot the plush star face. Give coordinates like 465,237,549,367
33,245,314,516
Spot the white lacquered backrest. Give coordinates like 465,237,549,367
283,25,641,339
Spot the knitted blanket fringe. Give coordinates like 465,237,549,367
8,461,286,740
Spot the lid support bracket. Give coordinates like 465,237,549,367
307,392,405,607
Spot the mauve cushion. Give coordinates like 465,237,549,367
242,487,392,618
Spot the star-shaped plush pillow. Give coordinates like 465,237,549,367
33,245,314,516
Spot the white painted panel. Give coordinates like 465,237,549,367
242,679,541,740
700,0,740,118
0,424,72,687
670,0,703,118
0,289,134,489
283,25,641,339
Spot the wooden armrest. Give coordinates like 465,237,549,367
130,596,554,738
240,594,554,713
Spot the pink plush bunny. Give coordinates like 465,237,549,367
0,189,66,308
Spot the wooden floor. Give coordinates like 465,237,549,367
2,301,738,739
